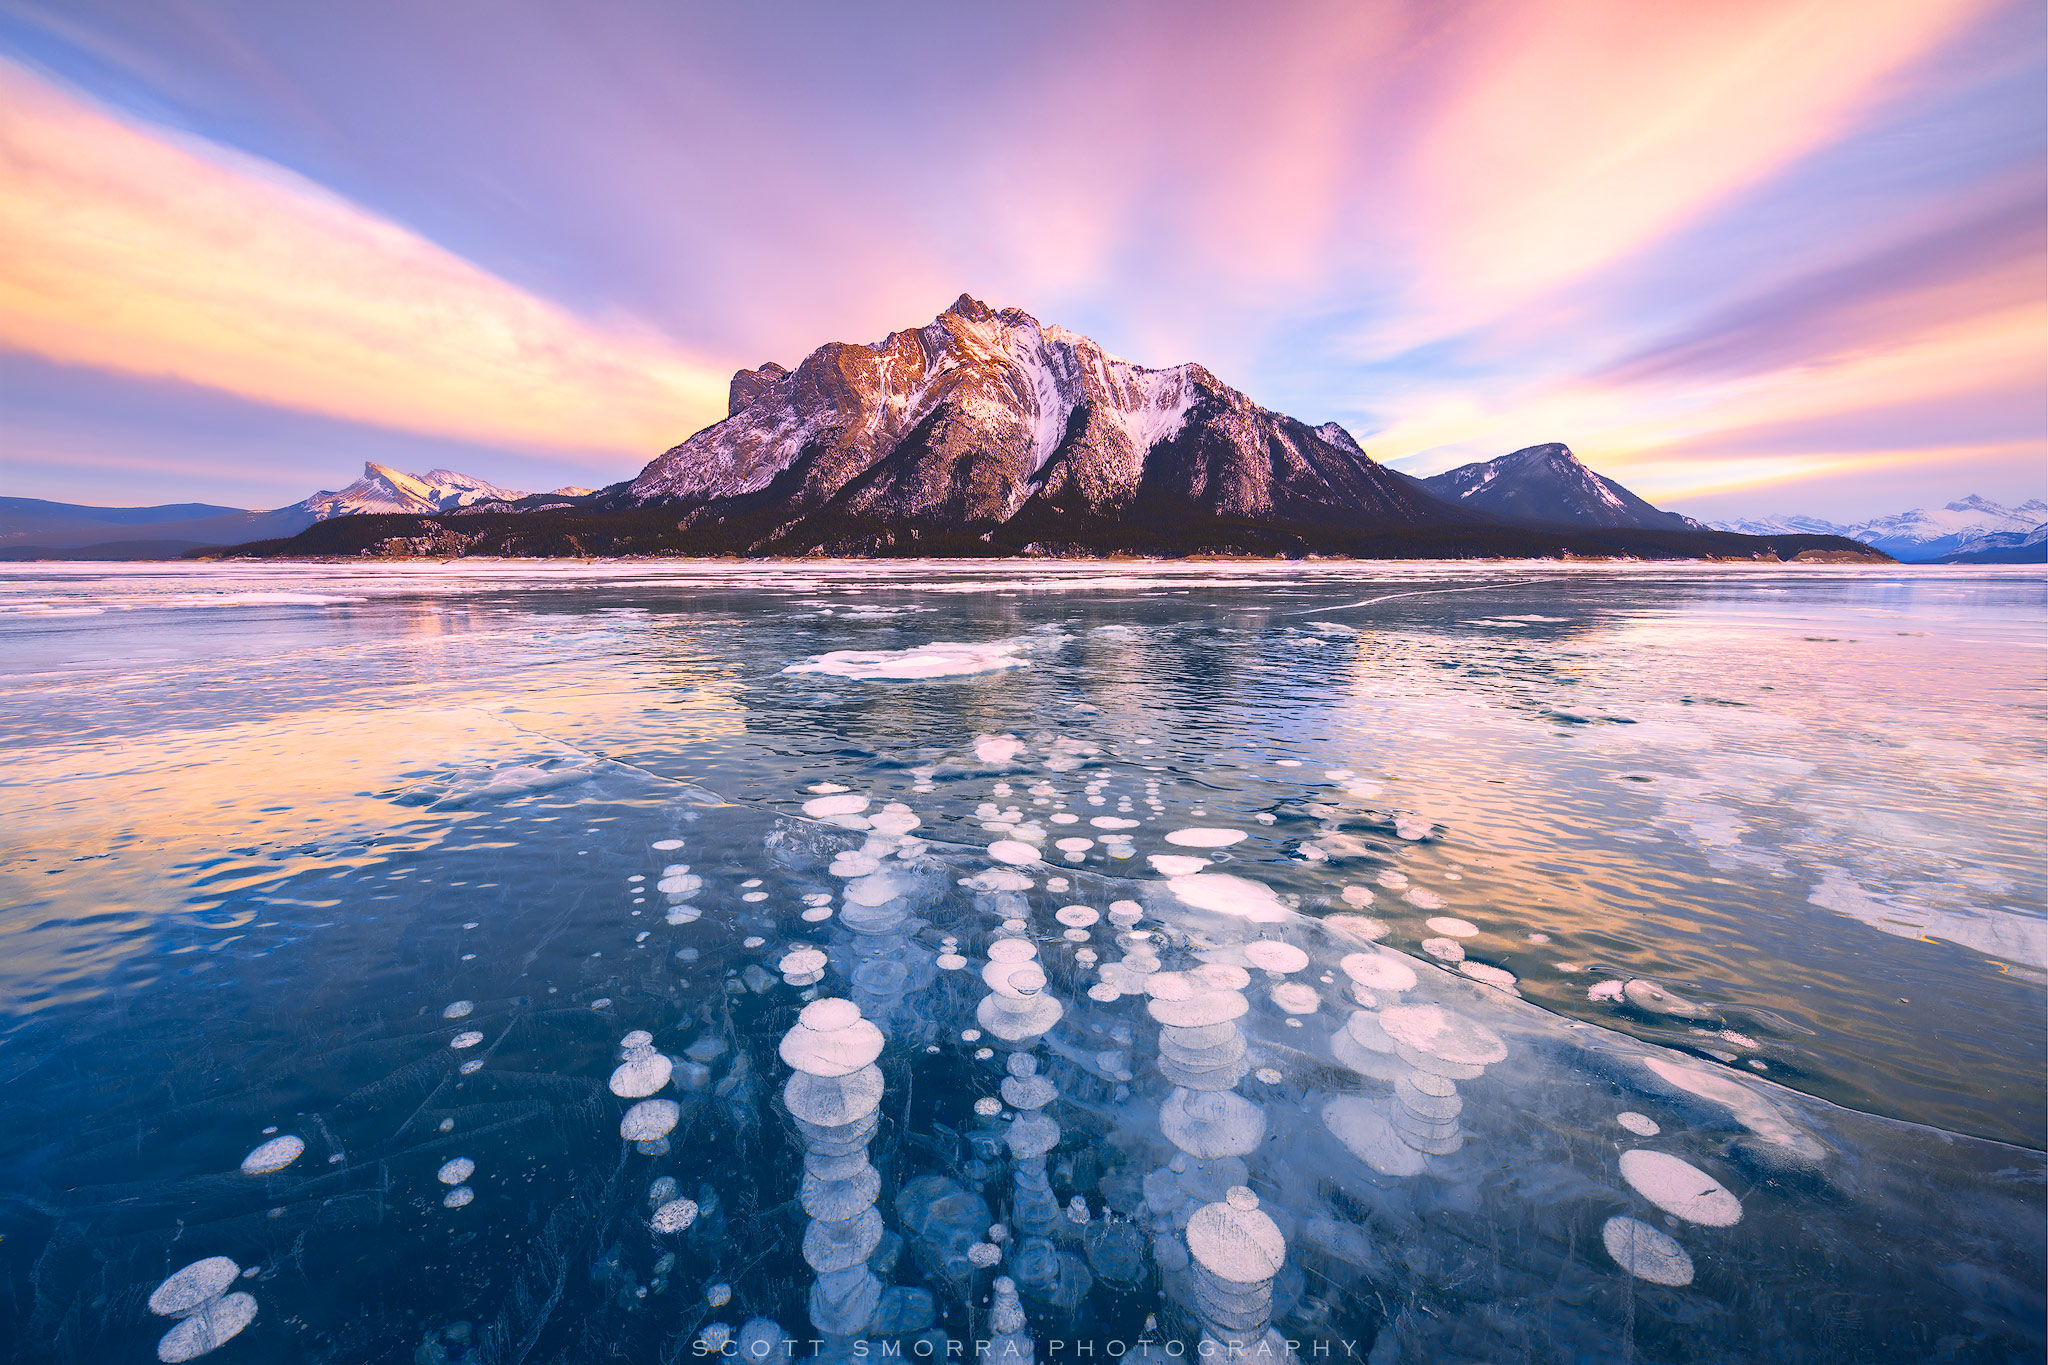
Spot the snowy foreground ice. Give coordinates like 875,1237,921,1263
0,560,2041,1364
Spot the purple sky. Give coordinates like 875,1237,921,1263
1,0,2042,521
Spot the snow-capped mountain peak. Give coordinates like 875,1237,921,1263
1707,493,2047,561
1414,443,1693,531
298,463,527,520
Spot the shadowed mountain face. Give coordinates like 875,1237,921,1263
618,295,1465,552
1416,443,1695,531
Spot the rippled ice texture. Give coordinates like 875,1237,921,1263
0,560,2041,1364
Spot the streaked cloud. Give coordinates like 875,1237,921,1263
0,59,728,462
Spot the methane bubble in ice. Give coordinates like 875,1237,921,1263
1161,1089,1266,1157
1165,828,1247,848
150,1258,241,1317
1379,1005,1507,1067
1459,962,1518,989
1322,1097,1427,1176
442,1000,474,1019
652,1198,701,1233
1186,1185,1285,1279
1425,917,1479,937
1618,1149,1744,1226
1602,1216,1696,1286
442,1185,474,1208
610,1051,674,1097
1244,941,1308,973
621,1099,681,1141
1587,980,1626,1002
155,1291,257,1362
1624,979,1711,1018
1149,855,1210,877
652,839,685,850
450,1031,483,1049
779,999,886,1076
1324,914,1387,941
1091,817,1140,830
988,840,1042,867
803,794,870,819
1167,874,1290,923
1618,1111,1662,1136
1421,937,1465,962
239,1135,304,1175
437,1158,475,1185
1339,951,1416,992
975,734,1026,763
789,640,1031,679
1055,906,1100,928
620,1030,653,1049
1269,983,1320,1014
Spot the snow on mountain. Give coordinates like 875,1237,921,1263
1414,443,1694,531
1709,496,2047,561
619,294,1452,552
298,463,527,520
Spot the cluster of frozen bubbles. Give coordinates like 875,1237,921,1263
170,726,1796,1359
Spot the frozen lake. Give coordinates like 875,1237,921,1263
0,560,2041,1363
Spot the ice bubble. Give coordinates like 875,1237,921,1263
150,1258,241,1317
653,838,685,850
974,1097,1003,1117
1324,914,1388,941
1244,941,1309,973
781,948,828,976
1624,979,1710,1018
621,1030,654,1049
1603,1216,1696,1290
459,1059,483,1075
707,1282,733,1307
1721,1030,1760,1049
1145,991,1249,1028
1186,1187,1286,1283
1460,962,1518,989
808,783,850,794
1055,906,1100,928
968,1242,1002,1267
621,1099,681,1141
803,794,871,818
1147,855,1208,877
593,999,613,1009
1587,980,1627,1002
1269,982,1321,1014
1394,816,1432,840
652,1198,700,1233
1165,828,1247,848
1618,1149,1743,1226
443,1185,474,1208
1425,916,1479,938
1379,1005,1507,1067
937,953,968,970
1161,1088,1266,1158
1167,873,1290,923
975,734,1026,764
870,809,922,836
785,1066,885,1125
1322,1097,1427,1176
442,1000,474,1019
1091,817,1140,830
1339,951,1416,992
779,999,885,1076
1339,885,1376,908
1196,962,1253,991
610,1052,674,1098
155,1291,257,1361
988,840,1042,866
239,1135,304,1176
742,892,769,903
1618,1111,1661,1136
450,1031,483,1049
437,1158,475,1185
1087,984,1122,1003
1421,937,1465,962
785,641,1030,680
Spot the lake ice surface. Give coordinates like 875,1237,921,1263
0,560,2041,1363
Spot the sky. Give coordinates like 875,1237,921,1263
0,0,2041,522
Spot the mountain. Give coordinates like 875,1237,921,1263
1708,496,2047,562
221,296,1885,562
2,463,533,559
1937,523,2048,564
1411,443,1696,531
300,463,527,519
614,294,1455,553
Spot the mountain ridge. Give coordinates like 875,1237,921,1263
1710,495,2046,562
1408,443,1697,531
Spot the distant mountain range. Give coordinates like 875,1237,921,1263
12,296,1952,563
199,296,1873,563
1709,495,2048,564
0,463,594,560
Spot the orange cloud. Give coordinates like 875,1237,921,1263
0,61,729,460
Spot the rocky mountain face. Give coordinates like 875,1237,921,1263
299,463,528,520
616,295,1464,553
1711,495,2047,562
1414,443,1695,531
